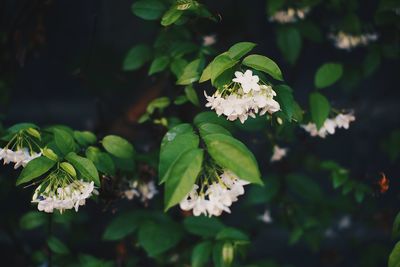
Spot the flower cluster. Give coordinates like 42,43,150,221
269,7,310,23
124,180,158,203
32,179,96,213
180,170,249,217
205,70,280,123
329,31,378,50
0,147,41,169
301,113,355,138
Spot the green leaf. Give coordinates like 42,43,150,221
60,162,77,177
216,227,249,242
47,236,70,255
131,0,166,20
363,49,381,76
242,54,283,81
148,56,170,75
185,84,199,106
198,123,231,137
184,216,225,237
276,26,302,65
147,97,170,114
332,171,348,188
227,42,257,60
102,135,135,159
203,134,262,185
65,152,100,186
286,174,322,202
298,21,323,43
16,156,56,185
309,92,330,129
159,131,199,183
86,146,116,176
7,123,38,134
192,241,213,267
102,212,141,241
193,112,234,130
393,211,400,239
160,123,193,148
210,54,238,85
54,128,76,156
26,128,41,139
314,63,343,89
171,57,188,78
74,131,97,146
161,6,184,26
138,221,183,256
199,63,211,83
123,44,152,71
266,0,285,15
177,58,203,85
389,241,400,267
164,148,203,210
274,85,295,120
20,211,47,230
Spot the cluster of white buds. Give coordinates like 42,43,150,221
124,180,158,203
269,7,310,23
180,170,249,217
205,70,280,123
0,147,41,169
329,31,378,50
301,113,355,138
32,179,96,213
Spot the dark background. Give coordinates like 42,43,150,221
0,0,399,266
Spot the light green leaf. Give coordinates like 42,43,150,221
227,42,256,60
123,44,152,71
26,128,41,139
389,241,400,267
164,148,203,210
65,152,100,186
102,135,135,159
147,97,170,114
309,92,330,129
131,0,166,20
242,54,283,81
161,6,184,26
314,63,343,89
60,162,76,177
138,221,183,256
7,123,38,134
160,123,193,148
184,84,199,106
47,236,70,255
210,54,238,85
203,134,262,185
184,216,225,237
177,58,203,85
192,241,213,267
149,56,170,75
86,146,116,176
16,156,56,185
199,63,211,83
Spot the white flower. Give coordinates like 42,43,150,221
202,34,216,46
329,31,378,50
32,180,95,213
179,170,249,217
269,7,310,23
124,180,158,203
259,209,273,224
232,70,260,93
0,147,41,169
335,113,355,129
337,215,351,230
301,112,355,138
270,145,288,162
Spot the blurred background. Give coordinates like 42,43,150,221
0,0,399,266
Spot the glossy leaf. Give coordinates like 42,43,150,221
314,63,343,89
309,92,330,129
102,135,135,159
65,152,100,186
16,156,56,185
242,54,283,81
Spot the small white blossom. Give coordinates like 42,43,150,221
270,145,288,162
301,113,355,138
202,34,216,46
124,180,158,203
269,7,310,23
232,70,260,93
338,215,351,230
259,209,273,224
32,180,95,213
179,170,249,217
0,147,41,169
329,31,378,50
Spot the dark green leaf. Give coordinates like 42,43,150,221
102,135,135,159
65,152,100,186
314,63,343,89
203,134,262,185
192,241,213,267
184,216,225,237
242,54,283,81
54,128,76,156
211,54,238,85
149,56,170,75
177,59,204,85
131,0,166,20
161,6,184,26
198,123,231,137
227,42,256,60
389,241,400,267
164,149,203,210
47,236,70,255
185,84,199,106
123,44,152,71
16,156,56,185
309,92,330,129
276,26,302,65
86,146,116,176
74,131,97,146
103,212,141,241
20,211,47,230
274,85,295,120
